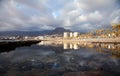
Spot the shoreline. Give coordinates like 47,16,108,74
41,37,120,44
0,40,40,52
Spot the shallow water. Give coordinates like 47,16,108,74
0,41,120,76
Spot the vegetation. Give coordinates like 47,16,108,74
79,23,120,39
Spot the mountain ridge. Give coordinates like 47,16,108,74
0,27,73,36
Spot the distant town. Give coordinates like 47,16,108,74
0,23,120,43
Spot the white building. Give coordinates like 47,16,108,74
63,32,69,38
70,32,73,37
73,32,79,37
63,32,79,38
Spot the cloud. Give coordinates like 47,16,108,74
76,11,103,23
0,0,120,32
112,16,120,24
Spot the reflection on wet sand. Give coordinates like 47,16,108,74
38,41,120,50
37,41,120,58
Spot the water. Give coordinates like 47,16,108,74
0,40,20,42
0,41,120,76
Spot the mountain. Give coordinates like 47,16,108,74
0,31,42,37
48,27,72,35
0,27,72,36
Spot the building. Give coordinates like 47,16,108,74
73,32,79,37
63,32,79,38
70,32,73,37
63,32,69,38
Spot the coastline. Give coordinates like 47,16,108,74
0,40,40,52
41,37,120,43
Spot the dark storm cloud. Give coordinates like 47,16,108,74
0,0,120,32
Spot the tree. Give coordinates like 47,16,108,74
112,23,120,37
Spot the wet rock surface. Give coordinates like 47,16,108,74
0,40,40,52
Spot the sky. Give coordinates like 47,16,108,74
0,0,120,32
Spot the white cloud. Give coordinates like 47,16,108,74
76,11,103,22
78,15,87,22
0,0,119,32
112,16,120,24
88,11,103,21
75,0,117,11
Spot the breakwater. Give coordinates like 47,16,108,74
0,40,40,52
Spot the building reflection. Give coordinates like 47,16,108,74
73,44,79,49
70,43,73,49
37,41,120,58
63,43,79,50
63,43,69,49
37,41,120,52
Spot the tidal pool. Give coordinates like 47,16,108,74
0,41,120,76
